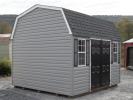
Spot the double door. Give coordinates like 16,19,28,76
91,39,110,89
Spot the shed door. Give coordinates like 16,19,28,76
91,40,110,89
101,41,110,86
91,40,101,89
127,47,133,67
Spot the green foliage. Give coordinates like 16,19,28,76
116,18,133,42
0,21,12,34
0,58,11,76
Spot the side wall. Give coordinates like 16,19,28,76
12,8,73,96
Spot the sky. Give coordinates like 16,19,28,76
0,0,133,15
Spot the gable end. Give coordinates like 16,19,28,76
10,4,72,39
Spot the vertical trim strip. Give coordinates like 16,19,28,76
110,41,112,86
72,37,74,95
10,17,18,39
90,39,91,92
117,42,119,64
119,42,121,83
9,40,13,85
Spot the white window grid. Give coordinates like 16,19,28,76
113,42,118,63
78,38,86,66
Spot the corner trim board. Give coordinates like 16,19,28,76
110,41,112,86
61,9,72,34
90,39,92,92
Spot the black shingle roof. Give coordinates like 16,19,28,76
63,8,120,41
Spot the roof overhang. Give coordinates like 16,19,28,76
10,4,72,39
0,34,11,38
123,38,133,43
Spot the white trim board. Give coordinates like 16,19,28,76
61,9,72,35
10,4,72,39
89,39,91,92
89,38,111,41
110,41,112,86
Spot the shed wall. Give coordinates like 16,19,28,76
12,8,73,96
110,64,120,85
73,67,90,95
12,5,120,96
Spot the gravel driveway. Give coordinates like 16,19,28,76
0,68,133,100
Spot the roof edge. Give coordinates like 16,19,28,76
123,38,133,43
17,4,62,19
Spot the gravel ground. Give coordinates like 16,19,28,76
0,68,133,100
0,77,12,90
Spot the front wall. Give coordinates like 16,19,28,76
12,8,73,96
72,38,120,96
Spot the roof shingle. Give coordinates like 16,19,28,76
63,8,120,41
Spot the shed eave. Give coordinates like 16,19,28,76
123,38,133,43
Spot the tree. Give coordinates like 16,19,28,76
0,21,12,34
116,18,133,41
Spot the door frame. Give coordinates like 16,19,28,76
89,38,111,91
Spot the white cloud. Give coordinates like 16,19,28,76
0,0,133,15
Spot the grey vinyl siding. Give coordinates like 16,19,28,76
73,67,90,95
12,8,73,96
110,64,120,85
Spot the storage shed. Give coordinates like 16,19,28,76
123,38,133,69
10,4,120,96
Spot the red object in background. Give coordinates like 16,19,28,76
123,42,133,69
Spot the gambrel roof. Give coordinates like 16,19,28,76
63,9,120,40
11,4,120,41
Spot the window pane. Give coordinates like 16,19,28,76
78,40,85,52
115,47,117,52
113,53,117,62
79,40,81,45
112,42,118,63
78,45,82,52
113,47,115,52
82,56,85,65
78,53,85,65
82,45,85,52
82,40,85,45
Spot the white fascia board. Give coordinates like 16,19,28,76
10,4,72,39
10,17,18,39
89,38,111,41
61,9,72,35
18,4,63,19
